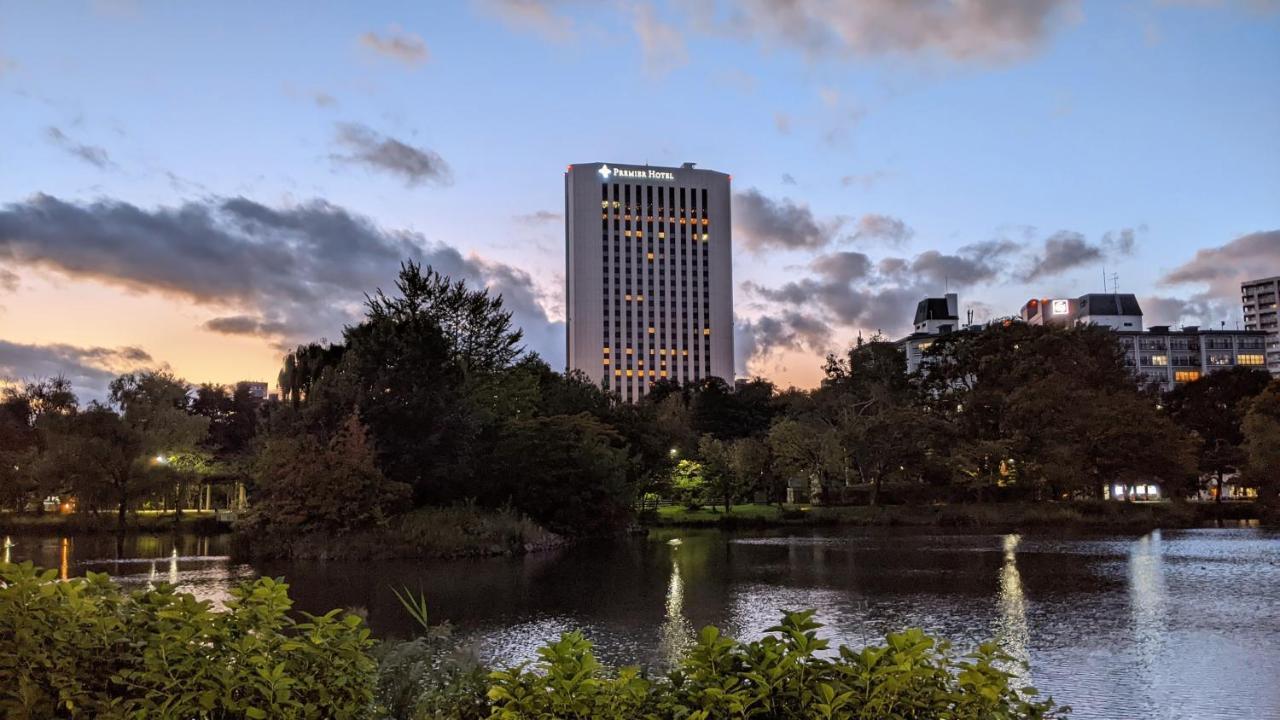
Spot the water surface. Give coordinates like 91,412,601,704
7,526,1279,719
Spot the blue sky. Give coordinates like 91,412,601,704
1,0,1278,393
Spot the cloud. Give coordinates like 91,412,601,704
479,0,575,41
1160,229,1280,298
358,26,429,66
811,251,872,284
514,210,562,224
781,173,796,185
313,92,338,108
0,193,565,364
45,126,113,169
849,213,913,246
745,239,1018,340
1102,226,1139,255
735,311,834,375
774,112,792,134
733,187,843,253
0,268,17,292
331,123,452,187
633,2,687,75
203,315,291,338
840,170,889,189
1020,230,1103,281
910,239,1017,287
0,56,17,77
692,0,1079,63
0,340,155,401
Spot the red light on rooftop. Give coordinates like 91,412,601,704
566,165,573,171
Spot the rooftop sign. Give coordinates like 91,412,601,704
598,164,675,182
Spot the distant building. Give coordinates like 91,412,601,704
1020,293,1142,331
1242,276,1280,376
1114,325,1268,390
240,381,269,400
901,292,1267,390
898,293,960,374
565,162,734,401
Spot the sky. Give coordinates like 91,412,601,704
1,0,1278,398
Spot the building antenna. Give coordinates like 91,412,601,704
1102,265,1107,293
1111,272,1120,295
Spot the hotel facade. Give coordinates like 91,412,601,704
565,162,734,401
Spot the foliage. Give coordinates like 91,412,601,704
1165,366,1274,498
480,413,632,535
669,459,708,510
0,561,376,720
1243,380,1280,508
248,413,411,534
485,609,1066,720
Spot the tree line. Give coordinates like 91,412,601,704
3,261,1278,537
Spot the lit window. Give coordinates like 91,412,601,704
660,370,668,377
625,294,632,301
1151,355,1168,366
626,369,634,377
648,327,655,334
682,349,689,356
614,370,622,377
603,347,610,354
1239,354,1265,365
603,358,611,366
625,348,634,355
647,252,655,260
703,328,711,335
1175,371,1201,382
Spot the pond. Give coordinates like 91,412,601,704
7,525,1279,719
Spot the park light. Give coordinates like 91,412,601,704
669,447,679,458
154,454,170,465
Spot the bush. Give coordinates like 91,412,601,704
0,562,377,719
486,610,1067,719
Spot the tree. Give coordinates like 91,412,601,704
482,413,631,535
1164,366,1273,501
728,436,781,505
768,416,841,504
698,435,746,513
668,459,707,510
250,413,411,534
0,378,76,510
366,260,523,373
1243,380,1280,509
109,370,210,519
41,405,142,526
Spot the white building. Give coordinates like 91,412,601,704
565,162,734,401
898,293,973,374
1242,276,1280,376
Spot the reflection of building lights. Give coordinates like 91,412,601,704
996,534,1029,682
658,556,694,668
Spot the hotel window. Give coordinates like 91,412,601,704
1175,371,1201,382
1151,355,1168,366
1208,353,1233,366
1238,354,1265,366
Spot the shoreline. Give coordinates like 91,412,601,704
641,500,1268,531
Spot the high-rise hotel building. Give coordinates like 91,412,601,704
565,162,734,401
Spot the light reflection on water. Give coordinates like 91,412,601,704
7,525,1280,719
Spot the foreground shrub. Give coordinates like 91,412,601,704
0,562,377,719
486,610,1067,720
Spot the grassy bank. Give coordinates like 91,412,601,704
646,500,1264,529
0,510,227,536
238,504,566,560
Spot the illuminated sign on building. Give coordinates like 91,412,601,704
1051,299,1070,315
598,164,675,181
